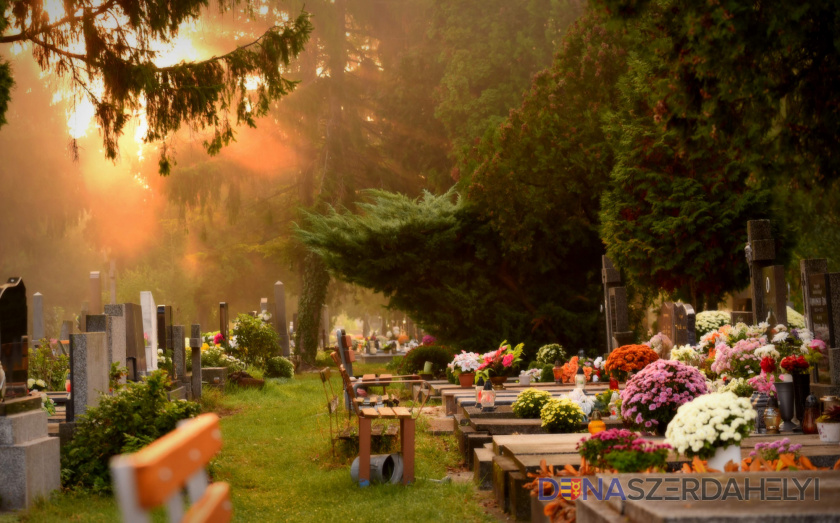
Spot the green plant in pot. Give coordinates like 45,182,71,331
816,406,840,443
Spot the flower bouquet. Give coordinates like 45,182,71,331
559,356,592,383
577,429,671,472
448,351,482,387
512,388,553,419
665,391,756,461
711,338,762,378
540,398,584,433
604,344,659,382
780,355,810,374
620,360,708,434
476,341,524,381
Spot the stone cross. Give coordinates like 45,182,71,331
190,324,202,400
32,292,44,342
89,271,102,315
673,303,696,346
0,277,28,399
140,291,157,371
172,325,185,384
219,302,229,342
746,220,787,325
274,281,290,357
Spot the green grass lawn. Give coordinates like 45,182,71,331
3,362,493,523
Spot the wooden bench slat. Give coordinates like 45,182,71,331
392,407,412,419
380,374,392,380
132,414,222,508
377,407,396,418
361,408,379,418
182,481,232,523
362,374,376,381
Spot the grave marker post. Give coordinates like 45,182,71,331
274,281,290,358
190,324,202,400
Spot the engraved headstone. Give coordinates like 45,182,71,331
157,305,173,355
104,303,146,381
601,256,625,352
274,281,290,357
747,220,780,326
32,292,44,342
802,260,829,342
761,265,788,326
674,303,696,346
0,278,28,399
657,302,675,343
607,286,634,349
140,291,158,371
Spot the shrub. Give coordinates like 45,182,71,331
265,356,294,379
540,364,555,383
28,341,69,391
620,360,708,433
540,398,584,433
577,429,671,472
399,345,458,376
536,344,566,366
61,370,201,492
201,344,246,373
512,388,552,419
230,313,280,366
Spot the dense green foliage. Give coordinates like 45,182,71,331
231,313,281,366
398,344,458,376
264,356,294,379
28,343,69,391
61,371,201,492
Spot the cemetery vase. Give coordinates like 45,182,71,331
817,422,840,443
489,376,507,390
750,392,769,433
707,444,741,471
802,395,820,435
458,372,475,388
792,372,810,423
776,382,797,431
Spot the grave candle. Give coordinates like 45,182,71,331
575,366,586,390
481,380,495,410
475,377,485,408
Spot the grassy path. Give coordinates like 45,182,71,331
4,367,493,523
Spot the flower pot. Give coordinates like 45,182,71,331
458,373,475,388
817,422,840,443
792,372,810,423
707,444,742,471
490,376,508,390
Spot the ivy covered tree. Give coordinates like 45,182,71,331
599,6,771,310
0,0,312,173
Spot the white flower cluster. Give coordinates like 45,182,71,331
695,310,732,336
666,392,756,457
754,344,780,361
787,307,806,329
669,345,699,364
593,356,604,369
567,388,594,416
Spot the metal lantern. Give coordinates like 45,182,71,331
575,366,586,390
481,380,496,411
475,377,485,408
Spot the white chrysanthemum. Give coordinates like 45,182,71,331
772,331,789,343
754,345,780,360
665,392,756,458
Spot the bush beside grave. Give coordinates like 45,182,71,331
264,356,294,379
399,344,458,377
28,340,69,391
61,370,201,492
230,313,280,366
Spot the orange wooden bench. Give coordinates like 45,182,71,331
358,405,415,486
110,413,231,523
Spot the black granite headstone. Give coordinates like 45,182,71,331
0,277,28,399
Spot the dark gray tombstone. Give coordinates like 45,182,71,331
601,256,623,352
810,273,840,398
673,303,696,346
157,305,173,355
85,314,107,333
89,271,102,315
761,265,788,326
190,324,202,400
219,302,229,342
747,220,780,325
657,302,675,343
607,286,634,349
0,277,28,399
32,292,44,342
273,281,290,357
172,325,186,383
320,306,330,349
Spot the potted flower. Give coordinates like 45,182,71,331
512,388,553,418
447,351,482,388
620,360,708,435
666,391,756,471
577,429,671,472
540,397,584,433
476,341,524,389
603,344,659,382
816,406,840,443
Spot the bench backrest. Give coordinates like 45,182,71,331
110,413,231,523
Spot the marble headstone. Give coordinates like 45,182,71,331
140,291,158,371
104,303,146,381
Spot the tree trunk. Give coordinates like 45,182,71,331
294,251,330,364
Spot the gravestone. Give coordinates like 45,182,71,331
730,311,754,325
140,291,158,371
85,314,107,333
172,325,186,384
104,304,146,381
761,265,788,326
607,286,634,350
89,271,102,315
219,302,229,342
746,220,784,325
810,273,840,398
320,306,330,349
802,260,829,383
0,277,28,399
32,292,44,342
69,332,108,418
273,281,290,357
190,324,202,400
157,305,173,356
673,302,696,346
657,302,675,343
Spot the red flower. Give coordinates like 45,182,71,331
780,355,809,373
760,357,776,374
